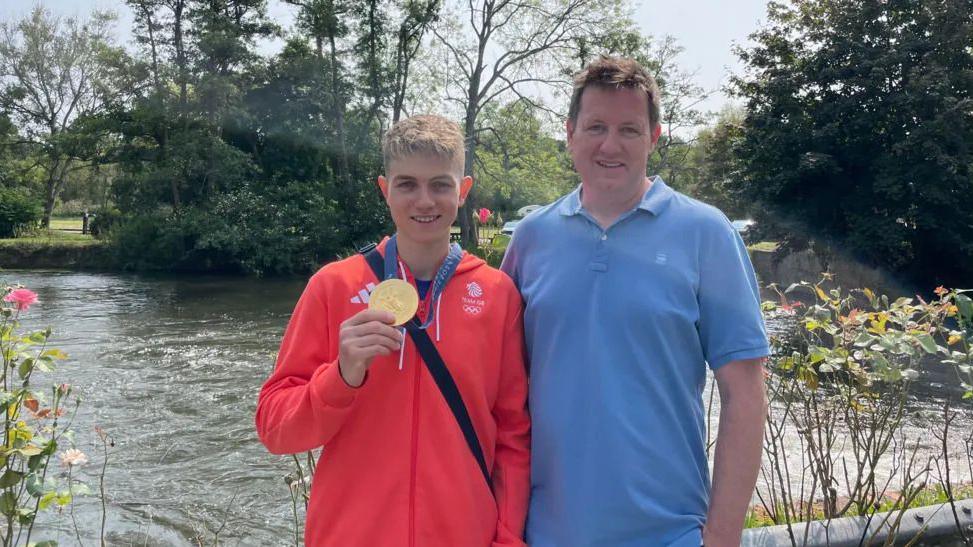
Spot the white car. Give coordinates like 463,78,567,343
501,220,521,235
516,204,542,217
732,219,755,234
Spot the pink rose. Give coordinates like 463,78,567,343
4,288,38,311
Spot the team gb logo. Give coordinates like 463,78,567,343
463,282,485,315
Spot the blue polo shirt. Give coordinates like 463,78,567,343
501,177,769,547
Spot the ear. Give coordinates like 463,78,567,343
458,176,474,206
377,175,390,200
565,119,576,147
650,123,662,146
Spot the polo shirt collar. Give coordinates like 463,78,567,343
638,176,674,215
559,176,675,217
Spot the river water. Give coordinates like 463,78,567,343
1,270,304,545
1,270,969,546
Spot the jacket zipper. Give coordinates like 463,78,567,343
409,300,428,547
409,360,420,547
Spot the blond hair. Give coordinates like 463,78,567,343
382,115,466,173
568,56,662,129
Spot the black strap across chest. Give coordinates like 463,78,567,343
361,246,493,491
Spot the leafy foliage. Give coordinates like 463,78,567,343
0,286,86,546
757,278,973,529
474,101,577,212
731,0,973,287
0,189,41,238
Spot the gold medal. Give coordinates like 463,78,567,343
368,279,419,326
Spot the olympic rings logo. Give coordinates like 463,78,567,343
463,305,482,315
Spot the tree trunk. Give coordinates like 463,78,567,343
173,0,188,112
41,156,72,228
329,33,349,183
460,105,479,249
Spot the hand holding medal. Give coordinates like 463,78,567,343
368,279,419,326
337,308,405,388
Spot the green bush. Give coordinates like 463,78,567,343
105,178,386,275
0,188,41,237
469,245,504,268
53,199,97,217
89,207,122,238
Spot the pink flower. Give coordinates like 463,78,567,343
4,288,38,311
477,208,491,224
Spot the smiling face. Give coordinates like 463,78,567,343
378,154,473,248
566,85,662,196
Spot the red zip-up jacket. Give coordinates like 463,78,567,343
255,240,530,546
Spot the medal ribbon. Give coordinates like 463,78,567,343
384,234,463,330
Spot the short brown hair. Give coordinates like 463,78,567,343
382,115,466,174
568,56,662,129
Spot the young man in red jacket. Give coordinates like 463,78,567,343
255,115,530,547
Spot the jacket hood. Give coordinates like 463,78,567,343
376,236,487,277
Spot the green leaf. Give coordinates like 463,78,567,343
17,506,35,525
814,287,833,304
69,483,91,496
17,358,33,380
853,332,875,347
17,446,42,457
30,541,58,547
916,334,938,354
0,492,16,516
0,470,24,488
54,492,71,506
956,294,973,321
37,491,55,510
25,474,42,496
39,349,67,360
27,454,44,472
871,353,891,370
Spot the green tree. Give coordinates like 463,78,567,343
684,106,748,217
431,0,625,247
732,0,973,286
0,7,128,226
475,100,577,211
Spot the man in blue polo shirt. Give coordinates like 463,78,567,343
501,56,769,546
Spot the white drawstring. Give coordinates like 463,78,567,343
397,260,408,370
435,291,443,342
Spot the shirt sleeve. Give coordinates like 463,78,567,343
697,220,770,370
255,271,361,454
499,232,521,289
491,284,530,546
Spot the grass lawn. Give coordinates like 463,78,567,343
0,229,101,249
50,218,83,231
749,241,780,253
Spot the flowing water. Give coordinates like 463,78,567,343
1,270,969,546
1,270,305,546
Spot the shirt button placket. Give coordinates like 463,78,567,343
590,230,609,272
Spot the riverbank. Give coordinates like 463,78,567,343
749,240,913,296
0,233,926,299
0,231,111,270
